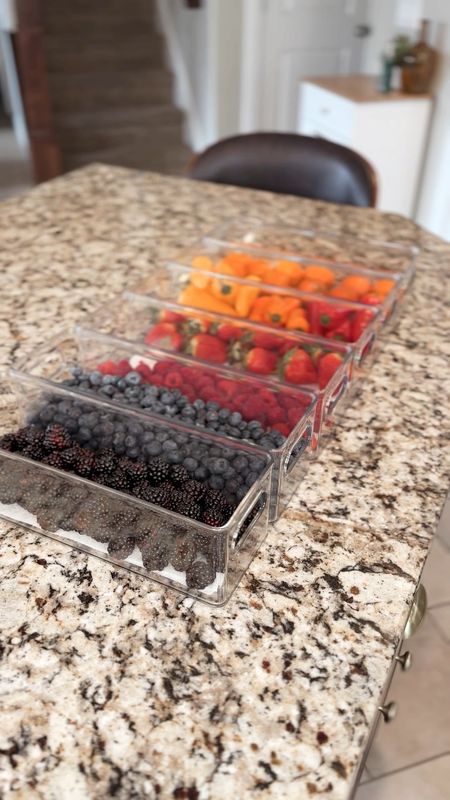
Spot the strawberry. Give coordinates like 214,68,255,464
97,359,121,375
281,348,317,385
189,333,228,364
145,323,183,351
350,309,375,342
317,352,344,390
250,331,283,350
325,319,353,342
213,323,241,342
245,347,278,375
160,309,186,323
317,302,351,331
359,292,381,306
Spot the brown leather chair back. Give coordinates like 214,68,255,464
188,133,377,207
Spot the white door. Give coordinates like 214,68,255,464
241,0,369,132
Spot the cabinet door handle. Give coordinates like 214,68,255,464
395,651,412,671
378,701,398,723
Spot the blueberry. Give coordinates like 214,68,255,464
78,427,91,442
208,446,223,458
166,450,183,464
194,465,209,481
71,366,83,377
226,478,240,494
206,411,219,422
246,471,259,487
125,371,142,385
145,441,162,457
100,421,115,436
228,427,242,438
209,475,225,490
79,381,91,391
236,486,247,502
193,399,205,411
113,431,125,445
162,440,177,452
160,391,174,404
181,406,196,419
100,384,115,397
39,406,56,423
62,378,77,387
124,387,141,400
218,408,230,422
156,431,169,443
250,428,263,441
206,401,220,411
141,396,156,408
248,420,262,430
175,433,189,445
233,455,249,473
67,405,82,419
210,458,228,474
124,435,137,448
89,370,103,386
165,405,177,416
183,457,198,472
117,379,127,391
127,448,140,459
259,437,273,450
229,411,242,426
102,374,118,385
152,402,165,414
127,422,144,436
64,419,79,434
142,431,154,443
176,396,188,408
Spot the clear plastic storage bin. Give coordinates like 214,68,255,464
16,331,318,521
158,239,402,329
86,291,355,443
0,370,273,604
204,218,417,290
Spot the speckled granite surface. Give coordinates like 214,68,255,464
0,165,449,800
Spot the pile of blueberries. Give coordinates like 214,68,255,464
62,367,287,452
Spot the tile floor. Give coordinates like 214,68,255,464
355,493,450,800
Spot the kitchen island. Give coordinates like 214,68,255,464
0,165,449,799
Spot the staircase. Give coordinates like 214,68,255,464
41,0,191,175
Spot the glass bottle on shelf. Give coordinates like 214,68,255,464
401,19,437,94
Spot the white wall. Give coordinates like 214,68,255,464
156,0,242,152
416,0,450,240
360,0,398,74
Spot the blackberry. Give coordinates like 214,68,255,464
133,480,154,502
0,433,18,452
140,533,170,572
202,509,227,527
110,508,138,534
174,499,202,521
139,482,172,508
147,458,170,485
186,560,216,590
204,488,232,514
60,445,84,469
119,458,148,485
42,452,64,470
170,535,196,572
106,470,132,493
170,464,190,487
43,423,72,451
36,505,67,533
182,480,205,502
72,448,95,478
94,450,118,480
107,536,136,560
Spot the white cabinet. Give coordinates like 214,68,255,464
297,76,432,217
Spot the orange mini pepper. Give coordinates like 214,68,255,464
179,285,238,316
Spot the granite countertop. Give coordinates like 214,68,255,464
0,165,449,800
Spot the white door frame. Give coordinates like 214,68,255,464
239,0,266,132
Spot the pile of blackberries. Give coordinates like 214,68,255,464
1,395,266,524
62,367,286,451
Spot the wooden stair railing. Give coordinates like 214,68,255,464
14,0,61,182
